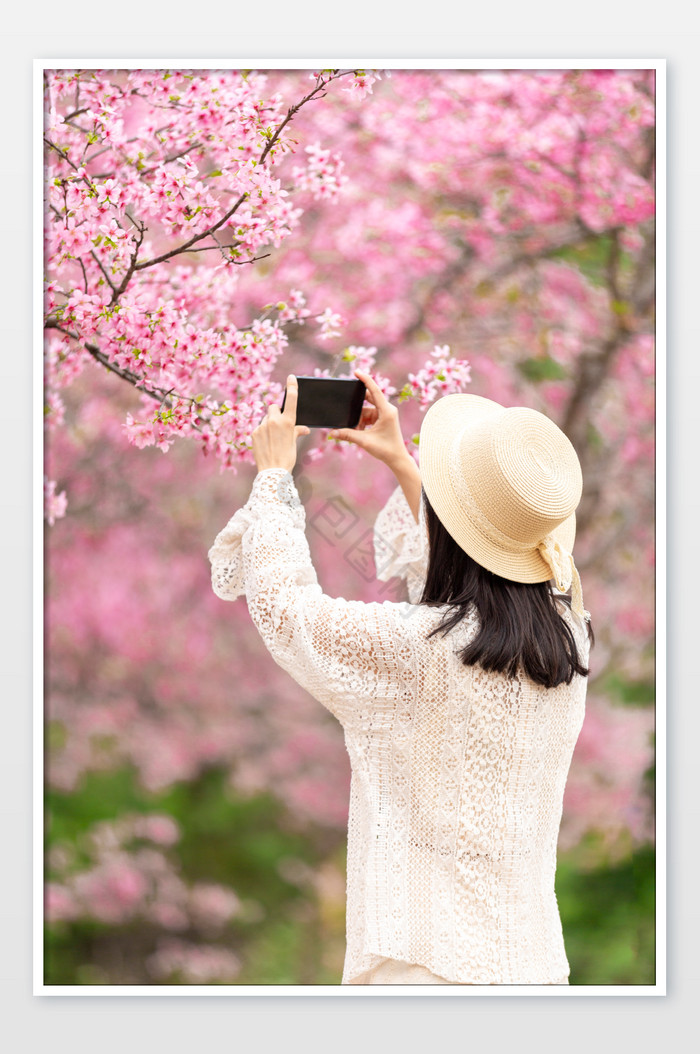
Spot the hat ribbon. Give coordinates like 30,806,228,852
537,534,589,622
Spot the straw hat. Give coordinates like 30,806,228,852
419,393,588,619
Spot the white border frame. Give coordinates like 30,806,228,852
34,57,666,997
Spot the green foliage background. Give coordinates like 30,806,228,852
45,758,655,986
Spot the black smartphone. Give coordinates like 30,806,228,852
280,376,367,429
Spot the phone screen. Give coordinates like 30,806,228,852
281,377,367,428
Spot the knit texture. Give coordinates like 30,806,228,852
208,467,589,985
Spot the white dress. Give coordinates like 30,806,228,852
208,467,588,985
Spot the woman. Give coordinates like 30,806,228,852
208,369,593,986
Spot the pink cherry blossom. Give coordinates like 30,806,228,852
43,70,657,977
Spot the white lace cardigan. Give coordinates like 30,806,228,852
208,466,589,985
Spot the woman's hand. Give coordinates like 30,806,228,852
329,370,410,470
251,375,310,473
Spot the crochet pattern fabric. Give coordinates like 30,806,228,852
350,956,569,985
208,467,589,985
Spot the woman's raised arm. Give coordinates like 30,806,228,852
329,370,422,523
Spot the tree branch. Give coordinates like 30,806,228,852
109,218,147,305
77,258,89,294
132,193,248,270
46,321,199,414
63,106,90,122
132,70,356,273
181,246,271,264
90,249,118,293
44,136,84,176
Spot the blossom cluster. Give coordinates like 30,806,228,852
43,69,365,511
401,345,473,411
292,143,348,201
44,475,68,526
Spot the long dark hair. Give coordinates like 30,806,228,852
419,488,593,688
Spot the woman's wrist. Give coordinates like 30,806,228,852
385,446,416,473
387,449,421,524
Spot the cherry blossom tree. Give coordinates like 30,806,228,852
43,67,656,982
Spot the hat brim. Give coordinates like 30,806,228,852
418,393,577,584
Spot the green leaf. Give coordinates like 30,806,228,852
47,720,67,751
516,356,568,383
600,672,655,707
587,422,605,450
474,280,494,298
549,234,634,287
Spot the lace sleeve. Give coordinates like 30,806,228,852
208,468,418,728
373,482,429,604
